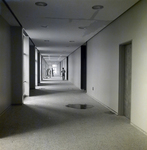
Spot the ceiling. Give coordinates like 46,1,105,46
1,0,139,65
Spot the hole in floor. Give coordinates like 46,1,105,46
66,104,94,109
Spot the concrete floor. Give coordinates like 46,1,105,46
0,78,147,150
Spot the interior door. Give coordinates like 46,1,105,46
124,44,132,119
119,42,132,119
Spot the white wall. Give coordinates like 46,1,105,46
0,15,11,114
41,57,49,79
23,35,30,97
56,62,61,76
87,1,147,133
68,47,81,89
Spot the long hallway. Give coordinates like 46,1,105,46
0,79,147,150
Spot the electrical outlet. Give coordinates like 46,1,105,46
92,87,94,90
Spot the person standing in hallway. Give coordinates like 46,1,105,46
46,68,51,78
52,68,54,77
61,68,66,80
46,68,49,78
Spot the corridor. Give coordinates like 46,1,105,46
0,79,147,150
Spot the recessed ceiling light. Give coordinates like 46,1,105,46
92,5,104,10
41,25,48,28
35,2,47,6
44,40,49,42
78,27,87,30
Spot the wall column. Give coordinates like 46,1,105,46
30,45,35,89
11,26,23,105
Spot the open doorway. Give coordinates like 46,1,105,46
118,41,132,120
52,64,57,75
81,45,87,91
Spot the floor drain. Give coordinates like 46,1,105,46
66,104,94,109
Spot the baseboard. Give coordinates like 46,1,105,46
86,93,118,115
11,103,22,106
86,93,147,136
0,106,11,117
131,122,147,136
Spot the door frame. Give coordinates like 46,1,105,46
81,45,87,90
118,41,132,116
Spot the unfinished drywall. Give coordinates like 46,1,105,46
87,1,147,133
68,47,81,89
0,15,11,114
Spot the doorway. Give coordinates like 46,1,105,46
118,42,132,119
67,57,68,80
81,45,87,90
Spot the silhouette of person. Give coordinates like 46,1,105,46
61,68,65,80
52,68,54,77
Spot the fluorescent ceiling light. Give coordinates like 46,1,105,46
78,27,87,29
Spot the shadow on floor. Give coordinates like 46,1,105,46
39,82,71,86
0,81,107,138
0,104,97,138
104,111,115,115
42,79,63,82
30,89,67,96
